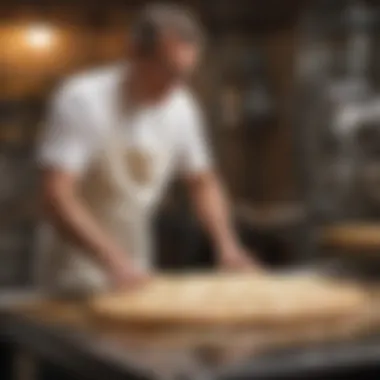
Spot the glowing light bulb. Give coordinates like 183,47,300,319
26,25,55,49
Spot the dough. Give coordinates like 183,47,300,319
90,273,368,326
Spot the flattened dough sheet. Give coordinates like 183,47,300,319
90,273,369,326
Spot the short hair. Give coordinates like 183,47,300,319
131,3,204,55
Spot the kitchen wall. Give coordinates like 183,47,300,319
0,2,300,201
0,0,302,284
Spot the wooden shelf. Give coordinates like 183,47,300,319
321,224,380,251
235,201,306,230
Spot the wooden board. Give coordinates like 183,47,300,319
8,282,380,352
90,273,369,327
321,224,380,251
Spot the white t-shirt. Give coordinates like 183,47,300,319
35,64,213,289
38,64,212,179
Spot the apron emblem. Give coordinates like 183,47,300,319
124,148,154,186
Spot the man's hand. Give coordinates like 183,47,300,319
185,172,263,274
110,264,151,291
218,243,262,272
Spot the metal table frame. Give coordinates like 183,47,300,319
2,311,380,380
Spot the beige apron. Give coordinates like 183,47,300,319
38,108,173,293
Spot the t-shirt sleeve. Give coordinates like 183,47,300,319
177,95,213,175
37,83,94,175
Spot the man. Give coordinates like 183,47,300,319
38,4,258,292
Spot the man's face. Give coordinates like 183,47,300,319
158,32,201,81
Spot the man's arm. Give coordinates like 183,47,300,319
38,83,147,289
41,169,146,288
185,171,259,270
176,92,259,270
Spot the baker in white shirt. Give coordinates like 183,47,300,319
37,4,259,293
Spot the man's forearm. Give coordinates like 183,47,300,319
187,171,259,271
187,172,239,252
43,189,129,274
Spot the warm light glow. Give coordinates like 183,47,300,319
26,25,55,49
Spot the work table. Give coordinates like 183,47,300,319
2,285,380,380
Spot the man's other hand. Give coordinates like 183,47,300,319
110,265,151,291
218,244,263,273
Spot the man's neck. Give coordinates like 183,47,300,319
125,61,176,108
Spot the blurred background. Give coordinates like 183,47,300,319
1,0,380,286
3,1,380,380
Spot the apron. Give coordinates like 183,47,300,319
37,104,174,294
